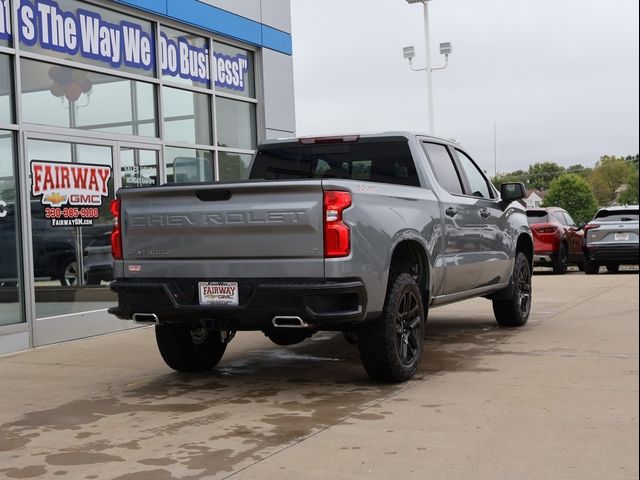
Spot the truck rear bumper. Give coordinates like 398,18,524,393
108,278,367,330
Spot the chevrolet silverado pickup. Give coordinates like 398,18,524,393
109,133,533,382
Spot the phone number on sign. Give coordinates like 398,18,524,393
45,207,100,219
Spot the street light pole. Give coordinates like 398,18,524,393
421,0,435,135
404,0,448,136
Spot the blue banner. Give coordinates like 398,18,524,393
4,0,249,91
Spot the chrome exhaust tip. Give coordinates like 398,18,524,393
132,313,159,325
272,316,309,328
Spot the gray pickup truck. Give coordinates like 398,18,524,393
109,133,533,382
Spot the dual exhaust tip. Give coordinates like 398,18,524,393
133,313,308,329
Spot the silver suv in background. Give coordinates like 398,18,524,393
583,205,639,274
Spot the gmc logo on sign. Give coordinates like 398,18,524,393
69,194,101,204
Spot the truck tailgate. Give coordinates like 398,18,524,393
118,181,325,278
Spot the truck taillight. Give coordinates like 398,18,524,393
110,199,122,260
324,191,352,258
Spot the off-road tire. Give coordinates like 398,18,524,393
583,256,599,275
357,273,425,383
493,252,532,327
552,242,569,274
606,264,620,273
155,324,227,372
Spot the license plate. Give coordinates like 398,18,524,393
614,233,629,241
199,282,239,306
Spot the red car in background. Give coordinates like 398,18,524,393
527,207,584,274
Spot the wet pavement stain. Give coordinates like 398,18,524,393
45,452,125,466
0,465,47,479
0,317,531,479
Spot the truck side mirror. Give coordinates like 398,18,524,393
500,182,526,202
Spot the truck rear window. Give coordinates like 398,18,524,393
249,142,420,187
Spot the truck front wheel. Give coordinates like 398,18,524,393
357,273,425,382
155,324,227,372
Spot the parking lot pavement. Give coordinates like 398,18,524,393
0,272,638,480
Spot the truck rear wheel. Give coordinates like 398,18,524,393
357,273,425,382
492,252,532,327
155,324,227,372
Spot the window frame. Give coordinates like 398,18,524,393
452,147,497,200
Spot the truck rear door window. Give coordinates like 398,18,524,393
422,143,464,194
250,142,420,187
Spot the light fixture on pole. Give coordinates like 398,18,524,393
403,0,451,135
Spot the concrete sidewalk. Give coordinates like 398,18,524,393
0,272,638,479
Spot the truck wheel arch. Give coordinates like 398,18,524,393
386,237,431,305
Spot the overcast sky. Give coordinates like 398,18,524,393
290,0,639,175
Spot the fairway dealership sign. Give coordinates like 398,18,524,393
31,161,112,227
0,0,249,91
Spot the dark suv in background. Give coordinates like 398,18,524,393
527,207,584,274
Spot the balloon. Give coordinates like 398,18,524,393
58,67,73,86
50,82,65,98
65,84,82,102
48,66,63,82
71,69,87,84
80,79,92,93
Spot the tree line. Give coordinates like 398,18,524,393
492,154,639,223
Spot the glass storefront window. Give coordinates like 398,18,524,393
120,148,159,187
0,0,10,47
18,0,155,77
165,146,213,183
0,130,23,326
213,42,255,98
216,97,256,150
163,86,212,145
21,58,157,137
218,151,253,181
27,139,115,318
0,53,13,124
160,26,210,89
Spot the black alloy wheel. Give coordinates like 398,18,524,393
394,289,422,367
358,273,425,382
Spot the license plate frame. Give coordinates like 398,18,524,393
614,232,630,241
199,281,239,306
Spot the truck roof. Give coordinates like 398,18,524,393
259,132,461,148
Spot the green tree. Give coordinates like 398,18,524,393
526,162,565,190
567,164,592,179
618,170,639,205
589,155,634,205
543,174,598,224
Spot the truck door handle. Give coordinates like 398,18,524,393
445,207,458,217
479,208,490,219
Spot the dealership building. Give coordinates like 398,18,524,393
0,0,296,354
